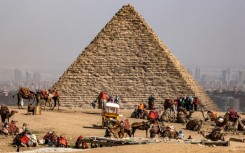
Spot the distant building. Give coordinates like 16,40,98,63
187,68,193,76
209,94,240,111
14,69,22,83
238,71,245,85
194,68,201,81
26,71,32,82
33,72,41,82
200,74,207,88
222,69,231,85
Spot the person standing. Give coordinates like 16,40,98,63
148,95,155,110
98,91,108,110
193,97,199,111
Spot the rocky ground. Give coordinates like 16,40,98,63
1,106,245,153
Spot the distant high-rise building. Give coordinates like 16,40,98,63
26,71,32,82
33,72,41,82
194,68,201,81
187,68,193,76
14,69,22,83
222,69,231,84
238,71,245,84
200,74,207,87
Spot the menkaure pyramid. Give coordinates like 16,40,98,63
53,4,218,110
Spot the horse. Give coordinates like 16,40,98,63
13,87,36,109
131,121,151,138
107,119,132,138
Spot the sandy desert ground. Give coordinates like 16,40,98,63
1,106,245,153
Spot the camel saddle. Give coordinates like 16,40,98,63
21,88,30,97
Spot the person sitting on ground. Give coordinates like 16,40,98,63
187,135,192,140
178,130,184,139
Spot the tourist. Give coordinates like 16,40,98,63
114,95,120,104
178,130,184,139
148,95,155,110
98,91,108,110
137,102,144,119
193,97,199,111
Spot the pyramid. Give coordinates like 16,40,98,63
53,4,219,110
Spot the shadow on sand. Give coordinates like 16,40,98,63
83,124,104,129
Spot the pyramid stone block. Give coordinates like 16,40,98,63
53,4,219,111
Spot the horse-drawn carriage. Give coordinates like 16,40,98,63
101,102,122,128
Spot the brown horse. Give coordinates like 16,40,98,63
107,119,132,138
13,87,36,109
131,121,151,138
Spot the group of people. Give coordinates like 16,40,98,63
172,96,199,111
135,95,200,119
93,91,120,110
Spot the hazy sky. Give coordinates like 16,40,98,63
0,0,245,80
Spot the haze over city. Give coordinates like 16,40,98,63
0,0,245,82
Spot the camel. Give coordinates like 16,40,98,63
160,126,179,139
215,111,240,134
159,111,171,122
162,99,176,121
186,119,203,132
13,87,36,109
201,108,217,122
131,121,151,138
0,120,19,136
75,136,88,149
149,121,166,138
238,118,245,132
36,89,60,110
200,127,225,141
176,107,189,123
0,105,18,123
176,111,186,123
43,130,58,146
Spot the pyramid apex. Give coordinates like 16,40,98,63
117,4,137,14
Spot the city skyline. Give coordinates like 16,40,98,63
0,0,244,82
